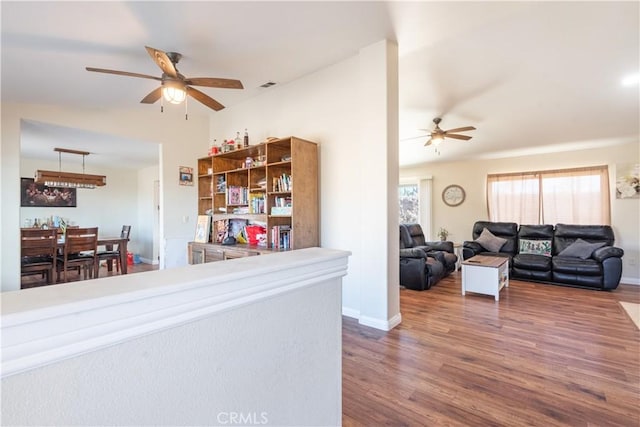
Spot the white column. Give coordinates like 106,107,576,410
358,40,401,330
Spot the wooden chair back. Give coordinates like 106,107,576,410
121,225,132,240
21,228,58,286
58,227,99,282
21,228,58,258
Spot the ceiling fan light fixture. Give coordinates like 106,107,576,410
431,134,444,146
162,84,187,104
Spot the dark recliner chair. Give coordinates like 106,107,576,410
401,224,457,274
399,224,457,290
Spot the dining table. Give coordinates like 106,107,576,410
56,235,129,275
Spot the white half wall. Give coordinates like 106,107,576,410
1,248,348,426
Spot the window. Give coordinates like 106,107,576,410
399,184,419,224
487,166,610,225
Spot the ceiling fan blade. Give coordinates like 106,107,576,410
140,87,162,104
145,46,178,78
85,67,162,81
188,87,225,111
445,134,473,141
400,134,429,142
185,77,244,89
424,139,433,147
444,126,476,134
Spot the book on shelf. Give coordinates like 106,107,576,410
271,225,292,249
216,175,226,193
226,186,248,205
249,193,266,214
272,173,292,192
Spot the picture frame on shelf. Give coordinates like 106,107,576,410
194,215,211,243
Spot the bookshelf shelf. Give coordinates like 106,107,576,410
192,136,318,262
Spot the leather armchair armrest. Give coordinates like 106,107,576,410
400,248,428,259
592,246,624,262
425,241,453,253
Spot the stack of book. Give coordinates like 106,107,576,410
272,173,292,192
226,186,248,205
271,225,292,249
249,193,266,214
271,196,292,215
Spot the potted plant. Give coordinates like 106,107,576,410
438,227,449,241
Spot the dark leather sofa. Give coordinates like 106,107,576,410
463,221,624,290
399,224,457,290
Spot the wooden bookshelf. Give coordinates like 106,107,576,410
190,136,318,262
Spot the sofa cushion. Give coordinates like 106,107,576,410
553,224,614,254
471,221,518,254
558,238,606,259
553,256,602,275
519,239,552,256
475,228,507,253
513,253,552,271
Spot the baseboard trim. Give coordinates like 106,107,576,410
139,257,159,265
620,277,640,286
341,306,360,319
359,312,402,331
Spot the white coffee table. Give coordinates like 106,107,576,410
461,255,509,301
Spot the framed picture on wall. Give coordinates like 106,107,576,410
179,166,194,186
616,163,640,199
20,177,77,207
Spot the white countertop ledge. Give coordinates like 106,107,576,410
1,247,351,378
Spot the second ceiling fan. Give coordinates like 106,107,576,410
420,117,476,146
86,46,243,112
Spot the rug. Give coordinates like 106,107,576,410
620,302,640,330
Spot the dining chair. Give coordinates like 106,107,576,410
97,225,131,276
21,228,58,287
56,227,99,282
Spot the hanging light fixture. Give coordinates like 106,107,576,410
34,148,106,189
162,80,187,104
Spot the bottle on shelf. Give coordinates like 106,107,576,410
235,131,242,150
243,129,249,147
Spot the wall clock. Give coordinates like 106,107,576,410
442,184,466,207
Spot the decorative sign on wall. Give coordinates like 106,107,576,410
616,164,640,199
21,177,77,207
179,166,194,186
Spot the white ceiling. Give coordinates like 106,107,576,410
2,1,638,169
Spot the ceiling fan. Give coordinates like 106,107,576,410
420,117,476,146
86,46,243,112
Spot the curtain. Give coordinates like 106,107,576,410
541,166,610,225
487,172,540,224
487,166,610,225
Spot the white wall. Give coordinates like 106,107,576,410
137,165,160,263
400,141,640,284
211,40,401,330
1,103,208,290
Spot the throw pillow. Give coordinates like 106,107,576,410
519,239,552,257
475,228,508,253
558,238,606,259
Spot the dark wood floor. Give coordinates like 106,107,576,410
343,273,640,426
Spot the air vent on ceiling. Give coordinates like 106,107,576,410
260,81,277,88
